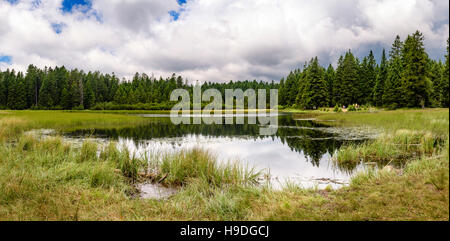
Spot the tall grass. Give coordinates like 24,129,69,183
155,148,260,187
335,129,444,166
0,117,28,141
326,109,449,166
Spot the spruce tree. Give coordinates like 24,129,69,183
336,51,359,106
60,86,71,110
373,49,387,106
441,38,449,107
383,35,404,108
83,79,96,109
7,70,17,109
325,64,335,107
0,71,7,108
25,65,37,108
12,72,27,110
428,60,443,107
299,57,328,109
401,31,430,108
360,50,377,105
279,77,286,106
68,70,83,108
333,56,344,106
38,74,54,108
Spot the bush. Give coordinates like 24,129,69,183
72,105,84,111
348,105,357,112
333,105,340,112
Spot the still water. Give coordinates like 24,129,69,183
66,113,376,189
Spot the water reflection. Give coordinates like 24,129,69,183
65,113,371,189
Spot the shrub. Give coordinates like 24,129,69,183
333,105,340,112
348,105,357,112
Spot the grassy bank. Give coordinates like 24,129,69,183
0,110,151,133
318,109,448,167
0,109,448,220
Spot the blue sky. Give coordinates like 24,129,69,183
0,55,12,65
0,0,448,82
61,0,90,12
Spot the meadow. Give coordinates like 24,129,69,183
0,109,448,220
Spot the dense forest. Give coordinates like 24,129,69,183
279,31,449,109
0,31,448,110
0,66,277,110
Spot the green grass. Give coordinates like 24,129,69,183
0,108,448,220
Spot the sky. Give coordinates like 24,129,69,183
0,0,448,82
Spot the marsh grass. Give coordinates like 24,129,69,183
0,132,263,220
79,141,98,162
318,109,449,137
155,148,260,187
1,110,151,133
335,130,444,166
329,109,449,167
0,117,28,141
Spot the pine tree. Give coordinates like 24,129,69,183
373,49,387,106
69,70,83,108
7,70,18,109
83,79,96,109
401,31,430,108
6,71,27,109
441,38,449,107
38,73,54,108
360,50,377,105
60,86,71,109
14,72,27,110
283,71,299,106
383,35,404,108
333,56,344,106
279,77,286,106
335,51,359,106
299,57,328,109
325,64,335,107
54,66,68,106
428,60,443,107
114,85,127,104
25,65,38,108
0,70,8,108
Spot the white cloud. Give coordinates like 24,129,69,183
0,0,448,82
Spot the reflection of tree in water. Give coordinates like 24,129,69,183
67,115,363,169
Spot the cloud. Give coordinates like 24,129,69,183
0,0,448,82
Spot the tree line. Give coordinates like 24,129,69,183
0,66,276,110
0,30,448,111
279,31,449,109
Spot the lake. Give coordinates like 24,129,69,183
64,112,375,189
